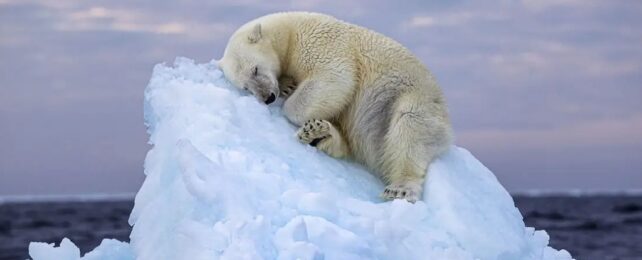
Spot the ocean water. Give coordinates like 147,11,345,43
1,195,640,260
514,195,642,260
0,201,132,260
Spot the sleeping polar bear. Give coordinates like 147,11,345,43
219,12,453,203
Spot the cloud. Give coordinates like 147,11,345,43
55,7,190,35
405,10,507,28
405,13,474,28
458,115,642,152
484,42,640,81
520,0,600,12
0,2,233,39
408,16,436,27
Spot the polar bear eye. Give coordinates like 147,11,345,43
252,66,258,77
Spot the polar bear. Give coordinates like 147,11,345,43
219,12,453,202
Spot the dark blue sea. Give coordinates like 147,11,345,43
1,195,641,260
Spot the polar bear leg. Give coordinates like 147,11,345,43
297,119,350,159
380,93,451,203
283,79,355,126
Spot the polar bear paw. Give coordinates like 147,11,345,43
297,119,331,146
278,76,297,98
381,181,422,203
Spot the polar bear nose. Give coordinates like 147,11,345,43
265,93,276,104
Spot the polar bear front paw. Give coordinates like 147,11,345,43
278,76,297,98
381,182,422,203
297,119,331,146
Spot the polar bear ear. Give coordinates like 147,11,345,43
248,23,262,44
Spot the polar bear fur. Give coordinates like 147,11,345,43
219,12,453,202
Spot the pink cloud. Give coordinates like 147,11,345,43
458,115,642,152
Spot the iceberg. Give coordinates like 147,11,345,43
29,58,572,260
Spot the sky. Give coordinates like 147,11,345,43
1,0,641,196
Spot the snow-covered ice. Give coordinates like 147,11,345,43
29,238,133,260
29,58,573,260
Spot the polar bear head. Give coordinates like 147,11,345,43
220,23,281,105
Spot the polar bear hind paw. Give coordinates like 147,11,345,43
381,182,421,203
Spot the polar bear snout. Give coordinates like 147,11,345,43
248,73,279,105
248,87,277,105
243,79,278,105
265,93,276,104
251,87,277,105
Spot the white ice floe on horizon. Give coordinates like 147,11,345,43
28,58,573,260
29,238,133,260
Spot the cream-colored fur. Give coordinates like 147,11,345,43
220,12,453,202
